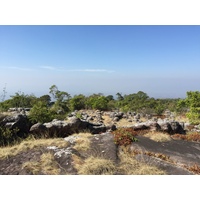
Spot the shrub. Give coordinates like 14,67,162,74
0,127,20,146
183,91,200,124
28,101,55,123
112,128,138,146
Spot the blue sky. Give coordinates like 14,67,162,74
0,25,200,99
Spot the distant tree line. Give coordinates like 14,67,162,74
0,85,200,124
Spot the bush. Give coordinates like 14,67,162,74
0,127,20,146
112,128,138,146
28,101,55,123
184,91,200,124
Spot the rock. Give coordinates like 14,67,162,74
89,132,118,163
170,121,185,134
30,116,113,137
148,122,161,131
88,124,107,134
1,114,31,137
114,112,124,118
113,117,120,122
30,123,47,133
133,124,149,131
159,122,173,133
135,154,193,175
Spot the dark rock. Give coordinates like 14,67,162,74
133,124,149,131
113,117,120,122
30,123,47,133
88,124,107,134
89,132,118,163
170,121,185,134
1,114,31,137
148,122,161,131
159,122,173,133
135,154,193,175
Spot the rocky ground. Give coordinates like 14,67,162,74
0,109,200,175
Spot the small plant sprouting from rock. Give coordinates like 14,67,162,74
112,128,138,146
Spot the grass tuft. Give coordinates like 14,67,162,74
117,148,166,175
72,132,92,152
0,138,69,159
144,131,172,142
75,156,116,175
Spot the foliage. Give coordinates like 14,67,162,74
49,85,71,112
0,92,37,111
28,101,55,123
69,94,86,111
183,91,200,124
85,94,109,110
38,95,51,106
0,84,7,102
0,127,20,146
112,128,138,146
3,85,200,126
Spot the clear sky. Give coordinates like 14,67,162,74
0,25,200,99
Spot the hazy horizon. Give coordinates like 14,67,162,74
1,25,200,99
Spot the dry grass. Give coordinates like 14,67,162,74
117,150,166,175
22,152,60,175
0,138,70,159
102,115,138,127
75,156,116,175
144,131,172,142
72,132,92,152
172,132,200,142
175,114,189,123
102,115,113,126
72,145,166,175
116,118,136,127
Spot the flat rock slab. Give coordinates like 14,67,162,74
131,136,200,171
0,148,46,175
135,154,193,175
89,132,118,163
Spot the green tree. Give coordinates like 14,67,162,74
184,91,200,124
0,92,37,111
69,94,86,111
38,95,51,106
28,101,55,123
85,94,108,110
49,85,71,112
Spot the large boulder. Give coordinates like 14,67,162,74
170,121,185,134
159,122,173,133
0,114,31,137
30,116,110,137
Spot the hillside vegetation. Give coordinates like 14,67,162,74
1,85,200,175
